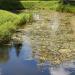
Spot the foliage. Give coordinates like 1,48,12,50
0,1,59,10
19,13,33,25
20,1,59,10
63,4,75,13
0,10,32,43
58,3,75,13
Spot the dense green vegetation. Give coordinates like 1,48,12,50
0,0,75,12
58,0,75,13
0,0,75,44
0,0,59,44
0,10,32,43
20,1,58,10
58,4,75,13
0,1,59,10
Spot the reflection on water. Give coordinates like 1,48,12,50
0,45,9,63
9,47,17,60
0,42,75,75
0,43,50,75
19,37,33,60
50,66,69,75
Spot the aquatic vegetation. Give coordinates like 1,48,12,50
20,11,75,64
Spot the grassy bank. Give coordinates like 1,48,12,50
0,1,75,44
62,5,75,13
0,1,59,11
0,10,32,44
20,1,59,10
58,3,75,13
0,0,75,12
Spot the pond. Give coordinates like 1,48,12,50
0,10,75,75
0,40,75,75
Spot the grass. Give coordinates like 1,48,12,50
0,10,32,43
63,4,75,13
58,3,75,13
15,1,59,10
0,1,75,44
0,0,75,13
0,1,59,10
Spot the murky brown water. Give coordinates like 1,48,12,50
20,10,75,64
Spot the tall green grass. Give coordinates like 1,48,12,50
0,10,32,43
58,3,75,13
63,4,75,13
0,0,75,13
19,1,59,10
0,1,59,10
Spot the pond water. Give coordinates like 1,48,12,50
0,41,75,75
0,10,75,75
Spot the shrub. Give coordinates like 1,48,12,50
0,10,33,43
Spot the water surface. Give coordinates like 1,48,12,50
0,11,75,75
0,40,75,75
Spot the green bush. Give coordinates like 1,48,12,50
0,10,19,25
19,13,33,24
0,10,33,43
58,3,75,13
